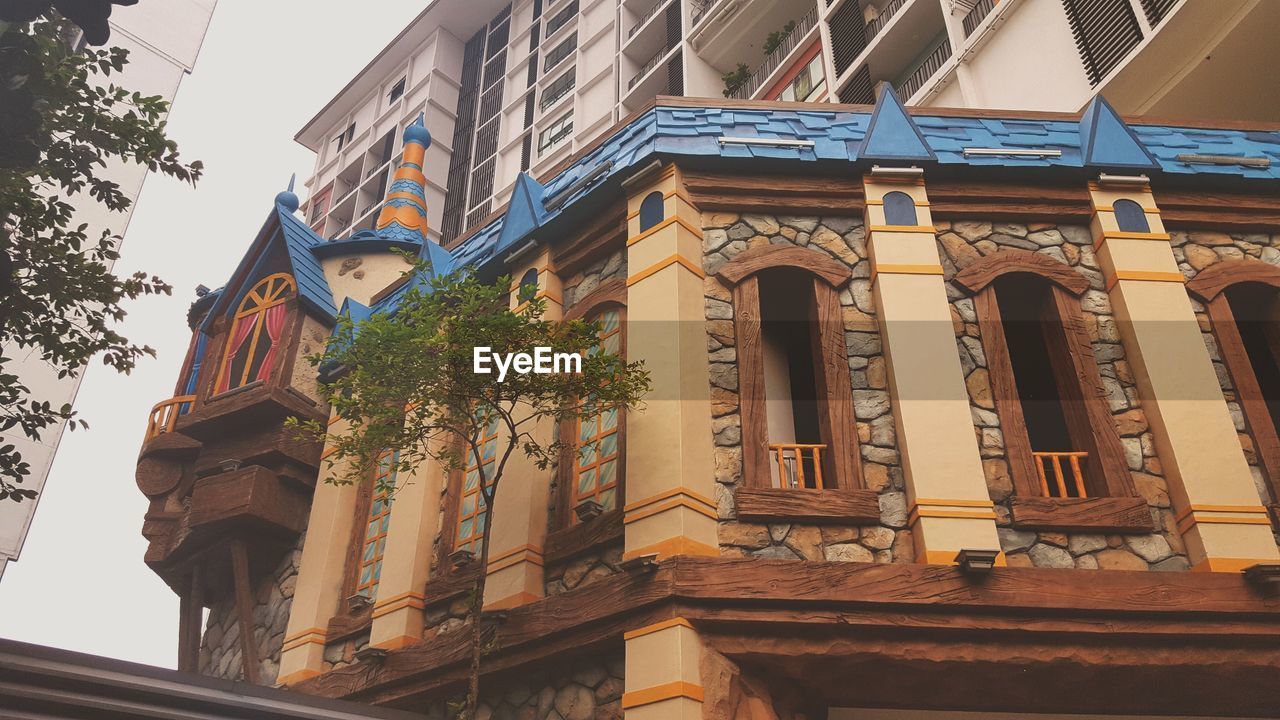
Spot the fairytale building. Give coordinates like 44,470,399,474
135,88,1280,718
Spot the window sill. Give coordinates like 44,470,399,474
325,604,372,645
207,379,266,403
1009,496,1153,533
735,487,880,524
544,509,624,565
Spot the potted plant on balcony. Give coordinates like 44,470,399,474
762,20,797,56
722,63,751,98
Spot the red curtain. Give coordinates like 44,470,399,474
255,304,288,381
218,314,259,392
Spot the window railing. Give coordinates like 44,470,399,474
962,0,998,37
145,395,196,442
770,443,826,489
1033,451,1089,498
728,7,817,100
865,0,908,39
690,0,724,27
896,38,951,101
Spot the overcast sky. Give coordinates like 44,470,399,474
0,1,428,669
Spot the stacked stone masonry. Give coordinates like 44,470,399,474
703,213,914,563
199,534,303,683
418,652,624,720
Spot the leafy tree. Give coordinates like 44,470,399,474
0,14,202,501
293,266,649,719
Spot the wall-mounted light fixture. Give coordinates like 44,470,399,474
956,549,1001,575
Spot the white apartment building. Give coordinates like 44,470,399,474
0,0,218,580
296,0,1278,246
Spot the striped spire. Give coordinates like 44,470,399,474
375,113,432,243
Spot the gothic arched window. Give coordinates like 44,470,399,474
216,273,294,393
352,451,396,599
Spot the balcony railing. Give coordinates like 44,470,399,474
962,0,998,37
896,38,951,101
770,443,826,489
865,0,908,39
629,46,670,89
690,0,725,27
145,395,196,442
628,0,669,38
1033,451,1089,499
728,7,818,100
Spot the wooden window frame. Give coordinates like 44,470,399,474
715,245,880,524
955,250,1150,532
328,451,394,642
546,279,628,561
1188,260,1280,523
212,273,296,396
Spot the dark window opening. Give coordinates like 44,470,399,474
995,275,1084,498
518,268,539,302
388,77,406,104
759,270,825,488
1226,283,1280,437
883,191,918,226
1112,199,1150,233
638,191,664,232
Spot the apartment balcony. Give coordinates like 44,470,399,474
961,0,998,37
895,37,951,102
727,6,819,100
828,0,948,103
688,0,813,86
622,0,675,68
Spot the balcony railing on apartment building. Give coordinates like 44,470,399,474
962,0,998,37
896,38,951,100
728,7,818,100
629,0,670,38
690,0,723,27
144,396,195,443
1033,451,1089,499
629,46,670,89
865,0,908,39
771,443,826,489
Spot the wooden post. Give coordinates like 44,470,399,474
230,541,261,684
177,566,203,673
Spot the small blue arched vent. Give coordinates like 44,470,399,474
639,191,664,232
883,191,918,226
1113,199,1150,233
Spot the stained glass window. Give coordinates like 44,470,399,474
456,414,500,555
571,309,622,520
355,450,396,598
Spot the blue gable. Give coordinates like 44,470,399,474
1079,95,1160,171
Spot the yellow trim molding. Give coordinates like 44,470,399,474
868,225,938,234
870,263,945,286
623,537,719,562
625,487,717,515
1191,557,1278,573
923,549,1008,566
626,215,704,246
277,668,323,686
623,617,694,640
627,254,705,286
624,498,719,524
370,634,420,651
621,682,705,710
1105,270,1186,291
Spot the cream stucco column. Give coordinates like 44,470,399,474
278,416,359,685
623,166,719,561
623,618,705,719
865,175,1002,564
1091,181,1280,571
368,451,443,651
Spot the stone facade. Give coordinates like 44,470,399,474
419,652,625,720
703,213,913,564
199,534,303,683
561,248,625,310
937,220,1189,571
545,543,624,596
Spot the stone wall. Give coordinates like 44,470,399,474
419,651,624,720
703,213,913,563
937,220,1188,571
199,534,302,683
545,544,624,596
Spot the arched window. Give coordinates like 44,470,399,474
353,451,396,599
716,245,862,492
638,191,664,233
518,267,539,296
1188,261,1280,507
570,308,623,520
216,273,294,393
1112,199,1150,233
882,191,918,226
955,251,1138,508
455,413,499,556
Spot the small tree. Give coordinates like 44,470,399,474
293,265,650,719
0,13,202,502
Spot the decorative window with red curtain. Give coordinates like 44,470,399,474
216,273,295,394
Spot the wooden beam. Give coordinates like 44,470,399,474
1009,496,1153,532
735,488,880,524
230,540,260,685
953,249,1089,297
733,277,769,489
715,245,853,290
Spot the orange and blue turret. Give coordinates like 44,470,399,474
374,113,432,244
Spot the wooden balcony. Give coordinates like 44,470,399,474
770,443,826,489
144,395,195,443
1033,450,1089,498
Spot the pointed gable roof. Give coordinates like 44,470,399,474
1079,95,1159,171
199,198,338,333
495,172,549,255
858,83,936,163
